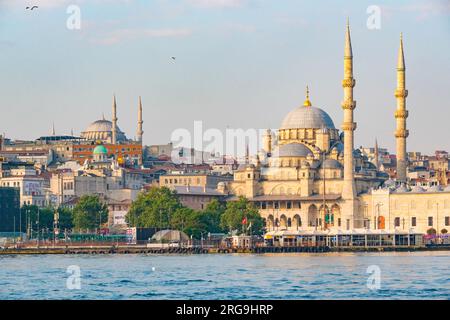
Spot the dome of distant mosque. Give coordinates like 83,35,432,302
81,119,127,142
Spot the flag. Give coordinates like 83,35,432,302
242,216,247,225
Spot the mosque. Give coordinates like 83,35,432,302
80,95,143,144
227,22,450,237
71,96,144,165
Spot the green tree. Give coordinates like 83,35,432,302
126,187,182,228
170,207,205,239
73,195,108,231
57,207,74,231
20,205,54,232
221,196,264,235
199,199,226,234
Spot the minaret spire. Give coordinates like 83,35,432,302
395,33,409,183
137,96,144,143
374,138,379,170
344,18,353,58
112,94,118,144
52,122,55,136
341,19,357,228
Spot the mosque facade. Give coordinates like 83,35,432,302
227,22,450,236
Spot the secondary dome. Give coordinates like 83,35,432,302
81,119,127,142
93,145,108,155
320,158,342,169
280,87,335,130
273,143,313,157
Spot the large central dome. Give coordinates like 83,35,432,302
281,87,335,130
281,105,335,130
81,119,127,142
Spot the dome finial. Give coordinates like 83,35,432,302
303,85,312,107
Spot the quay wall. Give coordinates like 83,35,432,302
1,245,449,255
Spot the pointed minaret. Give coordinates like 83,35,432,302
339,19,358,229
245,142,249,165
374,139,379,170
395,33,409,183
137,96,144,143
52,122,56,136
341,19,357,201
112,95,118,144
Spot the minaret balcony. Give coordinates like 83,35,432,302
395,129,409,138
394,110,409,119
395,89,408,98
341,122,357,131
342,78,356,88
341,100,356,110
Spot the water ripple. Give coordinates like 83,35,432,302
0,252,449,299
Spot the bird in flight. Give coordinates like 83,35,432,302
171,57,176,61
26,6,39,10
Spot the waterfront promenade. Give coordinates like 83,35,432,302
1,243,449,255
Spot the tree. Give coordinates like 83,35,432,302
57,207,74,231
170,207,205,239
221,196,264,235
20,205,54,233
199,199,226,234
126,187,182,228
73,195,108,231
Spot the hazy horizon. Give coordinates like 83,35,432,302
0,0,449,155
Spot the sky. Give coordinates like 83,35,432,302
0,0,449,155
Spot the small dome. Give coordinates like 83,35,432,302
280,106,335,130
93,145,108,155
272,143,313,158
320,159,342,169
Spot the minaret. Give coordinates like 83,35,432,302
341,19,357,201
137,96,144,143
374,139,379,170
52,122,56,136
263,129,272,155
395,33,408,183
112,95,118,144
